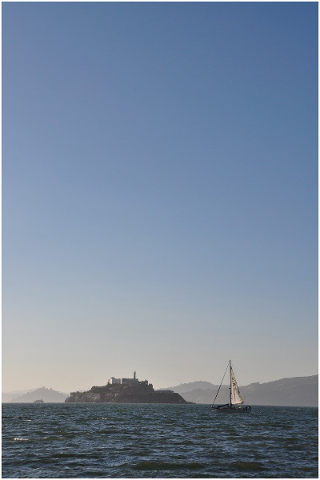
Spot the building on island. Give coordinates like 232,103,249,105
108,371,143,386
66,371,189,404
108,377,122,385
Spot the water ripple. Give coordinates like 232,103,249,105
2,403,318,478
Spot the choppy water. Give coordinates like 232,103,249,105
2,403,318,478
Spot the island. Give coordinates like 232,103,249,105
65,372,190,404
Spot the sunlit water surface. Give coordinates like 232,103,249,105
2,403,318,478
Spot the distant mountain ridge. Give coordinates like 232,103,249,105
165,375,318,407
163,381,217,394
3,387,68,403
3,375,318,406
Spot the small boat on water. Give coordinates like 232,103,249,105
211,360,251,412
33,399,44,403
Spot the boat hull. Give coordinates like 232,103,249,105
212,404,251,413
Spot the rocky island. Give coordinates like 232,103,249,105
65,372,190,404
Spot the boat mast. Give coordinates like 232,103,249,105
229,360,232,407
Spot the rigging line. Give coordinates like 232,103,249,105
212,362,229,406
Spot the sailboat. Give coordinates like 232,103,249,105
211,360,251,412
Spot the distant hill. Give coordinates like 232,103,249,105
3,375,317,406
241,375,318,407
163,381,217,394
2,390,29,403
3,387,68,403
166,375,318,407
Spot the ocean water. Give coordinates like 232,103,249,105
2,403,318,478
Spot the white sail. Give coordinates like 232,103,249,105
230,366,243,405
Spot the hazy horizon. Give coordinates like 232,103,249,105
3,3,317,394
3,372,318,397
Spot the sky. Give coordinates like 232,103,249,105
2,2,318,394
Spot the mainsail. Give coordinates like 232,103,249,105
230,366,243,405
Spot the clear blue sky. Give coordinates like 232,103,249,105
3,2,318,393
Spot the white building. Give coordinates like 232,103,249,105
108,377,121,385
108,372,140,385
